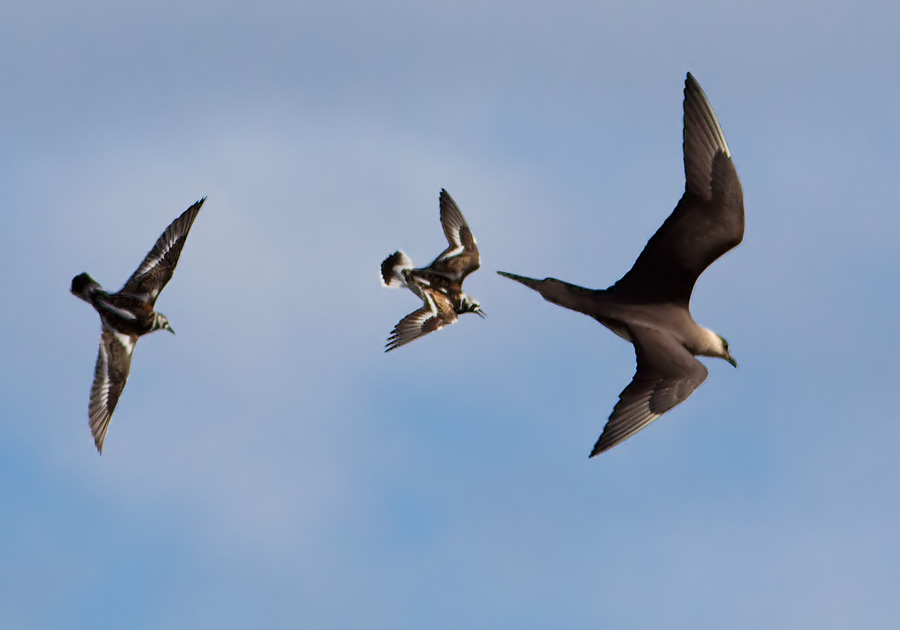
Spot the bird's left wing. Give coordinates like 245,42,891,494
609,74,743,306
89,327,137,453
385,291,457,352
590,325,708,456
120,198,204,303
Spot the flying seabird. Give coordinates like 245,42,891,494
381,189,485,351
499,73,744,456
71,198,205,452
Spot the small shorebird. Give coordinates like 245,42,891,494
499,73,743,456
71,198,205,452
381,189,484,352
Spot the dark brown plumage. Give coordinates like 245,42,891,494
499,74,743,456
72,198,204,452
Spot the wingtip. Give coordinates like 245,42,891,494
683,71,730,159
684,72,704,103
439,188,453,207
92,418,108,454
439,189,463,217
384,329,401,352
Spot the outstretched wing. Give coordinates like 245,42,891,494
385,290,457,352
429,189,480,281
609,74,743,306
89,328,137,453
120,198,205,303
590,325,708,456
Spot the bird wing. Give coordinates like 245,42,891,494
430,189,480,281
385,290,457,352
609,73,743,306
120,198,204,303
590,324,708,456
89,327,137,453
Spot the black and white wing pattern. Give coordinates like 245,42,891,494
430,189,480,281
120,198,205,303
385,290,458,352
590,325,708,456
89,328,137,453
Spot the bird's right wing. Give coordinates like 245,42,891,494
609,74,743,306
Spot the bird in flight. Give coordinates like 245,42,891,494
381,189,484,352
499,73,743,456
71,198,205,453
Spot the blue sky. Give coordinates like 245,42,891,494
2,0,900,627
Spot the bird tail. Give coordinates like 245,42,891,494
380,251,414,288
71,273,102,302
497,271,543,291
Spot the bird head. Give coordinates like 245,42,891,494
717,334,737,367
154,313,176,334
460,296,486,318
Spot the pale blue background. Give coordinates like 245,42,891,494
2,1,899,627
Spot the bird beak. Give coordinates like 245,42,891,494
168,326,176,335
475,308,486,319
726,353,737,368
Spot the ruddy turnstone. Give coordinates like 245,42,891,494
71,198,205,452
381,189,484,352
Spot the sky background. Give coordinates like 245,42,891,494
2,0,900,628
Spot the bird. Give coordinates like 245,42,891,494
381,189,485,351
498,73,743,456
71,198,205,453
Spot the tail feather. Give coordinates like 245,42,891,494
381,251,414,288
71,273,102,302
497,271,543,291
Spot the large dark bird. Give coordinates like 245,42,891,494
499,74,743,456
